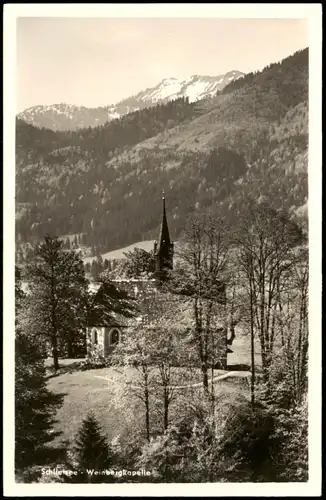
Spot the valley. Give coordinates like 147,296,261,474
15,48,308,261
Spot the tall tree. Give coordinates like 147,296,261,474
111,282,203,439
15,327,64,479
269,245,308,404
235,203,304,389
167,212,229,395
111,326,155,442
15,266,64,481
26,234,89,369
91,259,99,281
149,327,180,433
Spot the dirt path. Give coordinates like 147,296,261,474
90,370,251,391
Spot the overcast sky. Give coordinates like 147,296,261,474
17,17,308,112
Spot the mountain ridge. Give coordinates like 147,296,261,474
17,71,244,131
15,48,308,261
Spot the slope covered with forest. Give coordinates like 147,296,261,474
17,71,244,131
16,48,308,255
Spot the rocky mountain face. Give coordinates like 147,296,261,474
17,103,122,132
120,71,244,106
17,71,244,131
16,49,308,258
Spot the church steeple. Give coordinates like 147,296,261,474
153,190,174,277
158,190,171,248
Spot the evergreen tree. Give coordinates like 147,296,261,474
121,248,155,278
87,278,136,328
91,260,99,281
25,234,89,369
15,269,64,480
15,327,64,480
69,413,116,483
97,254,104,274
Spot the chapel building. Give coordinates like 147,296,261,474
86,193,229,368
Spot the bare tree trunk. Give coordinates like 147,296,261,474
51,260,60,370
144,371,150,442
201,361,209,392
249,279,255,408
145,387,150,442
196,325,210,392
67,337,74,358
163,390,169,431
51,335,59,371
211,362,215,413
297,265,308,402
227,323,236,346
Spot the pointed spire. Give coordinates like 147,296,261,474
159,189,171,248
153,190,174,276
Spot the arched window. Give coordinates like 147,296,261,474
92,328,98,345
110,328,120,346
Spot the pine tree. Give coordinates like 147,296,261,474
69,413,116,483
122,248,155,278
87,278,136,328
15,272,64,481
97,254,104,274
15,328,64,480
25,234,89,369
91,260,99,281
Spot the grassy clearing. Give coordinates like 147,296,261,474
47,366,250,449
47,368,130,447
45,333,257,448
228,333,262,370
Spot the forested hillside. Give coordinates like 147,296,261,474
16,48,308,255
17,72,244,131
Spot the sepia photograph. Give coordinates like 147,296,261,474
3,4,322,497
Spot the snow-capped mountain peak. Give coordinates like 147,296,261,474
134,71,244,105
17,70,245,131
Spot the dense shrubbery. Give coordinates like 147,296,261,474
121,388,308,483
81,338,111,370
